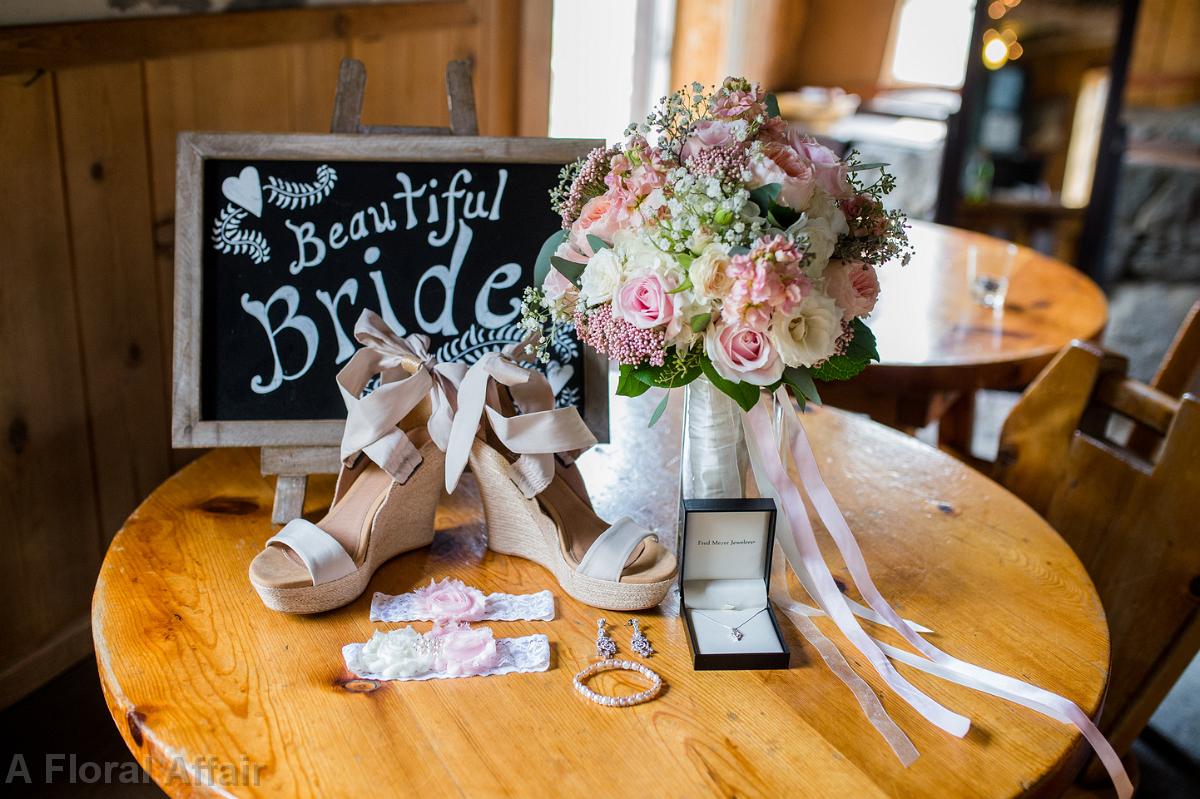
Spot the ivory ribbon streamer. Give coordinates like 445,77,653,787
769,545,919,766
744,390,1132,798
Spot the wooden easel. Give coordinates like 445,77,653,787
260,57,479,525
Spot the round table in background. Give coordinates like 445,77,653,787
93,396,1110,798
819,220,1108,449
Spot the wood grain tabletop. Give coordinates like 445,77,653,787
93,394,1110,798
849,220,1108,392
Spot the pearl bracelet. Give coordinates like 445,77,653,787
573,659,663,707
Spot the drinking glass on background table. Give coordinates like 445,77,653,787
967,242,1018,311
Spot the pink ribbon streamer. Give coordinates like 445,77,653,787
744,389,1132,798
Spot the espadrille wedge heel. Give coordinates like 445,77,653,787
444,348,677,611
249,310,462,615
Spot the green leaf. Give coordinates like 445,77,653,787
666,276,693,295
730,245,751,256
846,318,880,362
616,364,652,398
783,366,821,406
549,255,586,284
689,312,712,332
533,229,567,288
848,162,888,172
586,234,611,253
765,92,782,119
769,203,800,229
647,392,670,428
810,319,880,382
700,360,762,412
748,182,781,213
633,359,701,389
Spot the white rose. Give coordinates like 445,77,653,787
788,213,838,277
770,292,842,368
616,230,679,278
579,247,624,306
788,188,848,277
688,243,734,303
359,628,434,679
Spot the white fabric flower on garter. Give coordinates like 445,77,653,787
358,628,435,679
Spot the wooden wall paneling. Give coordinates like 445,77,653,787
788,0,899,98
54,63,171,541
349,26,477,130
517,0,553,136
0,1,476,75
0,71,102,708
473,0,520,136
1127,0,1200,107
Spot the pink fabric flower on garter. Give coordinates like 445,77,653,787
431,623,499,677
412,578,486,623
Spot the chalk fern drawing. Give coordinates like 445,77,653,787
265,164,338,211
436,323,526,365
211,202,271,264
437,324,582,404
555,386,580,408
551,324,580,360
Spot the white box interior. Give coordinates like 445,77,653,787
682,509,784,655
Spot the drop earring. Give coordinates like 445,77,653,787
595,618,617,659
628,619,653,658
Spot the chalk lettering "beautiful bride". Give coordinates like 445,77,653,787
238,168,522,395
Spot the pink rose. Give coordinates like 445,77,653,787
747,142,816,210
787,131,852,199
613,274,675,329
569,194,623,254
680,120,738,163
823,260,880,320
705,322,784,386
431,623,498,677
542,267,576,304
412,577,486,623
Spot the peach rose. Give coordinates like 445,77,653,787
569,194,623,254
787,132,852,199
823,260,880,320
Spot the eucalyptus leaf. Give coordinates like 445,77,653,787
647,392,670,428
549,256,586,285
783,366,822,406
748,182,782,213
586,234,611,253
533,229,567,288
765,93,782,119
848,162,888,172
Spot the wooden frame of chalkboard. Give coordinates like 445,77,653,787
171,131,608,451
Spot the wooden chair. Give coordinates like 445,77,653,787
994,340,1200,788
1127,299,1200,456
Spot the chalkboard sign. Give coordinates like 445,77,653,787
172,133,606,449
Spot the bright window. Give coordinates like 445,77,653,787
886,0,976,89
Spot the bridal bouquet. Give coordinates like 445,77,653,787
521,77,911,413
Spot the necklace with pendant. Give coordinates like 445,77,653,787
693,607,769,642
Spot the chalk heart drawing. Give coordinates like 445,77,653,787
545,360,574,396
222,166,263,217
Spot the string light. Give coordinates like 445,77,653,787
982,27,1021,70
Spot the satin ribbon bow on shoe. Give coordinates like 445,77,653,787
336,310,463,482
249,310,456,614
443,343,678,611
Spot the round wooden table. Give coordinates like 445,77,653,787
93,396,1109,798
819,221,1108,448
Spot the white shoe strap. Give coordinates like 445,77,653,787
267,519,358,587
576,517,657,582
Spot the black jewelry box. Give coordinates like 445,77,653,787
679,498,790,670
